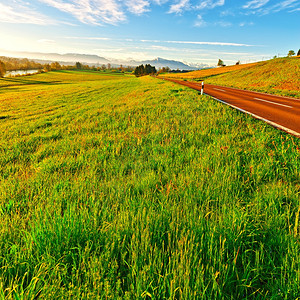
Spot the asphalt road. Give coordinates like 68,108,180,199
161,77,300,137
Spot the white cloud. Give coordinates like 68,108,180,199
194,15,207,27
195,0,225,10
37,39,56,44
214,21,231,27
168,0,190,14
37,0,178,25
272,0,299,12
125,0,150,14
194,18,232,28
168,0,225,14
152,0,169,4
243,0,269,9
0,0,161,26
150,45,178,51
220,10,235,16
239,21,254,26
65,36,111,40
0,2,53,25
39,0,126,25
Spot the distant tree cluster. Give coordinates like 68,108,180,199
0,56,43,72
0,60,6,77
134,64,157,77
75,62,134,72
0,57,70,76
168,69,190,73
157,66,171,74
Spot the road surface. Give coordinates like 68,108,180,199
160,77,300,137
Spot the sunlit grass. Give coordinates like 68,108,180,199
163,62,258,80
0,71,299,299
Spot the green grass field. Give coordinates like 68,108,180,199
0,71,300,299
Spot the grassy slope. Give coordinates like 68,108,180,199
164,57,300,98
0,71,300,299
163,62,258,79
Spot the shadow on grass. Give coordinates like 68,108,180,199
0,77,65,89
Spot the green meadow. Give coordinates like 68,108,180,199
0,71,299,299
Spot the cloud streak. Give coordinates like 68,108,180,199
195,0,225,10
0,2,54,25
65,36,111,41
271,0,299,12
168,0,225,14
243,0,300,14
243,0,269,9
141,39,254,46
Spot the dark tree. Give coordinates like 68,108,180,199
297,49,300,56
0,60,6,77
218,59,225,67
76,62,82,69
44,64,51,72
134,64,144,76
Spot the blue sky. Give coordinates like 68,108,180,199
0,0,299,66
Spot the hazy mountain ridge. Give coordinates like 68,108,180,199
139,57,199,70
0,49,204,70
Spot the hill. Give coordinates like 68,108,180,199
204,57,300,98
163,61,258,79
164,57,300,98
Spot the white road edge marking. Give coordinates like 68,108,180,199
213,88,226,92
208,95,300,138
254,97,293,108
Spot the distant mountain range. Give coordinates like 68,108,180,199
0,49,209,70
138,57,200,70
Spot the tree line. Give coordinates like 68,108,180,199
0,56,43,72
0,56,66,77
0,56,136,77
